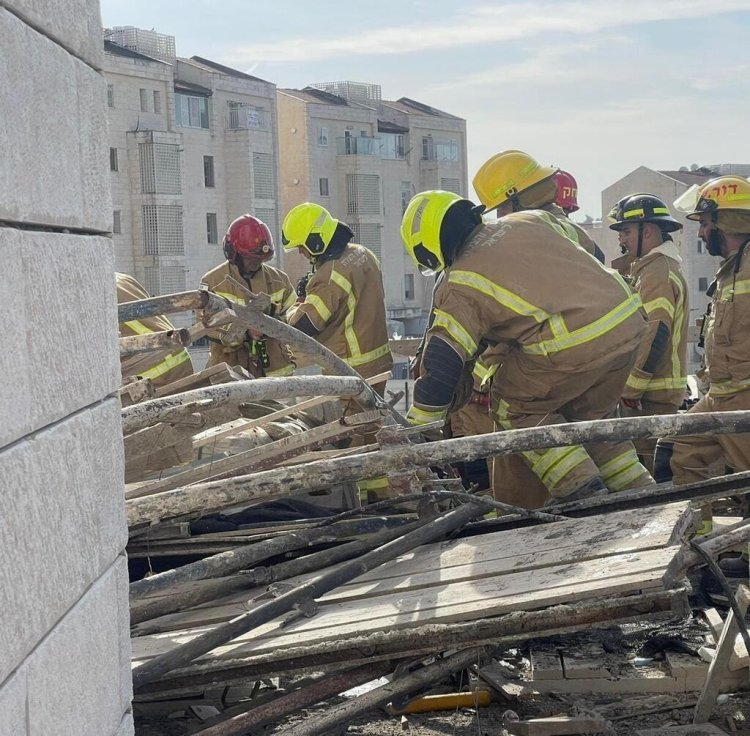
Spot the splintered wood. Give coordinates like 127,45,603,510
131,502,692,675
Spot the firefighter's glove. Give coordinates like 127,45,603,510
409,352,423,380
621,398,642,411
296,273,311,300
219,322,248,349
447,360,475,413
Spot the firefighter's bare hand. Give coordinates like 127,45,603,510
248,329,264,341
621,398,642,411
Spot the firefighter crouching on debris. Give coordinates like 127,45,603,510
401,190,656,505
471,151,606,507
655,176,750,485
201,215,296,377
117,272,194,387
281,202,394,502
607,194,688,472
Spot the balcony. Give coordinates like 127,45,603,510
336,135,379,156
226,104,268,130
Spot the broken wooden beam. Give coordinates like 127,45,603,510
117,290,210,321
119,328,192,358
131,501,486,689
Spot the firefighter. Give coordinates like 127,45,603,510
281,202,394,502
607,194,688,472
201,214,296,377
473,150,605,263
553,170,581,217
472,151,605,506
117,272,194,387
401,190,655,505
655,176,750,485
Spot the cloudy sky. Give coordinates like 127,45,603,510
100,0,750,218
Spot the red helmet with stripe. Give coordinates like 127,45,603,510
223,215,274,266
553,170,580,213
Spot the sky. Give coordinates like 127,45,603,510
99,0,750,219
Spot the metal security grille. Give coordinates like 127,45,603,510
142,205,184,255
440,177,462,195
139,143,181,194
254,207,278,240
351,223,382,260
346,174,380,215
253,153,275,199
144,267,186,296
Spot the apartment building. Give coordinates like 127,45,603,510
103,27,281,309
600,165,729,372
277,81,468,337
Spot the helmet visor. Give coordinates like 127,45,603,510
673,184,701,214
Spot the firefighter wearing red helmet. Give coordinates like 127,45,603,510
201,214,296,377
553,170,580,215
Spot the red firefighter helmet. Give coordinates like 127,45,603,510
223,214,274,266
553,170,580,213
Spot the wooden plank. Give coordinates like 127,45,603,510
560,644,610,679
130,549,677,663
130,505,689,633
507,716,608,735
703,607,749,671
693,584,750,723
637,725,728,735
529,649,564,681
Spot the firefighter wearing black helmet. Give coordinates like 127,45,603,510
608,194,688,471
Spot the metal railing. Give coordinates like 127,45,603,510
336,136,380,156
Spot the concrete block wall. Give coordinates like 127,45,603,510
0,2,132,734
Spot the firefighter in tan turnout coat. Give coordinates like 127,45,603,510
117,272,194,387
656,176,750,485
201,215,296,378
608,194,688,472
401,190,655,504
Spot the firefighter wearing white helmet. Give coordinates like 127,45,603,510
401,190,654,505
607,194,688,472
655,176,750,486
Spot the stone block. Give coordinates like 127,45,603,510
0,669,28,736
4,0,103,69
0,229,120,448
0,10,111,230
0,400,126,683
26,558,131,736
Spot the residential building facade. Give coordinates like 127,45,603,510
277,82,468,337
104,27,282,311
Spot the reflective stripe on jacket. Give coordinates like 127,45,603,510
200,261,296,377
116,272,194,386
287,243,393,380
705,246,750,397
622,242,688,406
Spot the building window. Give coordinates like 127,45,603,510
107,84,114,108
435,139,459,161
153,90,162,114
206,213,218,244
175,93,209,129
440,177,461,194
319,177,329,197
421,136,434,160
112,210,121,234
698,277,708,292
139,142,181,194
252,152,275,199
204,156,215,188
318,127,329,146
401,182,412,214
139,88,149,112
697,239,705,254
346,173,381,215
109,147,118,172
142,205,184,255
404,274,415,300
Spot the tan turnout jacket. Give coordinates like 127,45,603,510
286,243,393,380
540,203,602,261
622,241,689,407
201,261,296,377
704,246,750,397
117,272,194,386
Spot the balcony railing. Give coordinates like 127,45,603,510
226,105,268,130
336,135,379,156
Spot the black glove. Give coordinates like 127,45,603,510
296,273,311,300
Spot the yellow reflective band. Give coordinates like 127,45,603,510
535,446,591,490
710,377,750,396
345,342,391,368
267,364,295,377
625,375,687,391
623,207,669,219
479,362,499,391
642,297,675,319
494,399,511,422
524,294,642,356
139,349,191,380
433,308,478,357
330,269,363,360
358,477,389,491
305,294,332,323
215,290,247,305
407,404,447,425
449,270,550,323
527,445,590,489
599,449,645,491
473,361,491,382
282,290,297,312
722,279,750,299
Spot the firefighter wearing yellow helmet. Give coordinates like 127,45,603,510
655,176,750,486
473,150,605,263
401,190,654,505
282,202,393,503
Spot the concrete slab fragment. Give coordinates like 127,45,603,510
0,669,28,736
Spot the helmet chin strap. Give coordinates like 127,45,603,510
707,214,724,257
636,223,644,258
